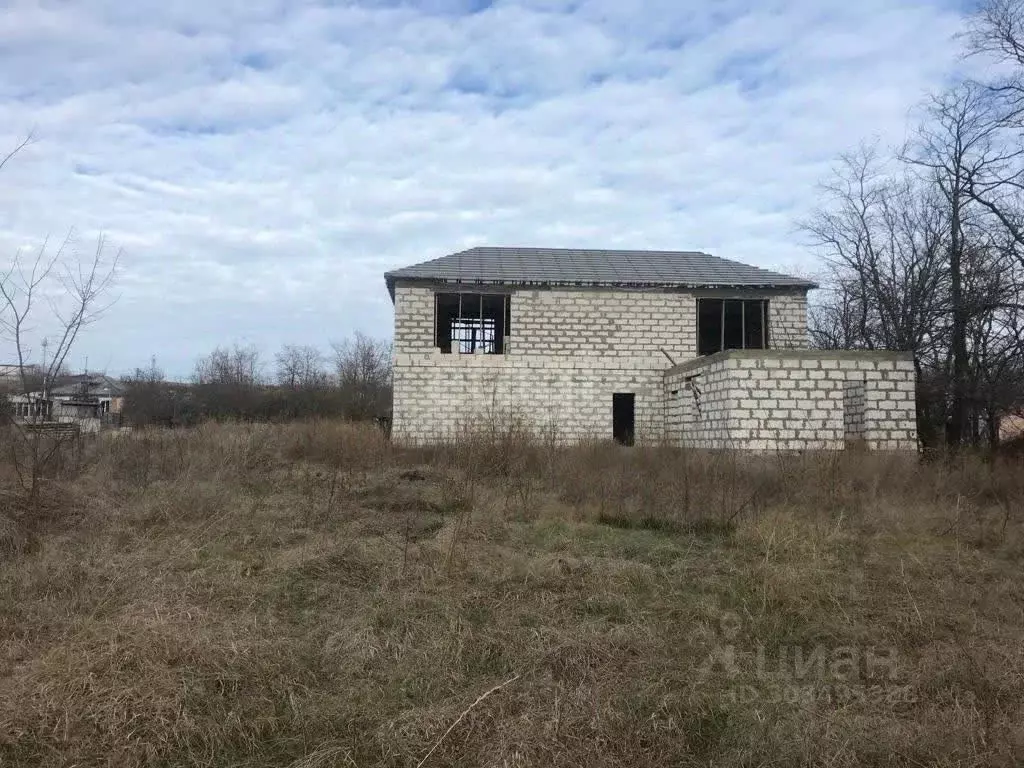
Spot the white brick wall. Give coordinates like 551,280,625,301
393,285,435,352
665,355,737,447
512,289,697,359
663,351,918,451
843,379,866,441
388,282,913,449
393,283,808,357
770,293,809,349
392,283,681,442
393,353,666,443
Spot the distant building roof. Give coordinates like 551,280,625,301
0,363,41,376
50,374,126,398
385,246,816,297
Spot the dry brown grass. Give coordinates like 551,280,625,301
1,421,1023,766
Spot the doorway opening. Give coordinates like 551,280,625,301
613,393,635,446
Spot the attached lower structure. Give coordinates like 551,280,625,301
664,350,917,451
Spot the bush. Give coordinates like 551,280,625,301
2,423,1024,766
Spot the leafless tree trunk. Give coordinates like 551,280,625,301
803,121,1024,450
0,219,119,504
803,3,1024,450
331,332,392,420
901,85,1024,447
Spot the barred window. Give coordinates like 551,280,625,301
697,299,768,356
435,293,510,354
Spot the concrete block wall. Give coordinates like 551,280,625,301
390,282,831,446
843,379,866,442
861,367,919,450
663,350,918,451
769,292,809,349
512,289,696,360
664,375,689,439
392,353,666,443
393,283,808,357
665,355,735,447
391,283,678,442
393,285,436,352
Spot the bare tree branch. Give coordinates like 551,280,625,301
0,131,34,175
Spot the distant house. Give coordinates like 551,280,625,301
7,373,126,432
49,374,126,417
385,246,919,450
7,392,50,420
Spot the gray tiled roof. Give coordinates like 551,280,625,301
50,374,126,398
385,247,815,295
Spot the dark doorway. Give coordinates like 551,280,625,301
613,393,635,446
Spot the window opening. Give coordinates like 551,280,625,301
697,298,769,355
435,293,508,354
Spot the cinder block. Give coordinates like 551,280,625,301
391,284,915,450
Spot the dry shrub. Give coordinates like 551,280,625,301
0,512,29,556
0,426,90,502
280,419,390,471
92,420,390,492
95,424,274,487
2,421,1024,767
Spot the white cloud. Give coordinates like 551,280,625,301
0,0,970,376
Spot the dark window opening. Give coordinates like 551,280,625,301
697,298,769,356
435,293,509,354
698,300,722,357
613,393,635,446
744,300,766,350
723,300,744,350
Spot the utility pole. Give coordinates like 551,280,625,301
40,337,50,421
41,338,49,399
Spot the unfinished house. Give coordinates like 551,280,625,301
385,247,918,450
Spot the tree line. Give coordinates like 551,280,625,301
122,333,392,427
805,0,1024,450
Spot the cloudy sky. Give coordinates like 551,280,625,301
0,0,972,378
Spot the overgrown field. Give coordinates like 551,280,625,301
1,422,1023,766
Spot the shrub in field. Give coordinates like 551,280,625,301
2,422,1024,767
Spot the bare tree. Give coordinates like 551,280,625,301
801,143,950,353
968,1,1024,109
191,344,265,421
964,238,1024,446
902,84,1024,446
331,332,392,420
802,143,952,446
960,2,1024,261
275,344,327,390
0,228,119,502
194,343,263,387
